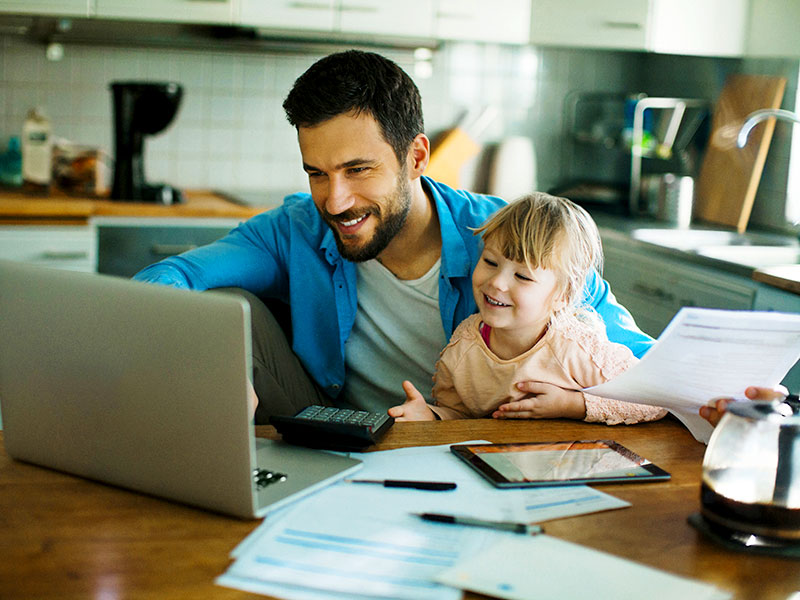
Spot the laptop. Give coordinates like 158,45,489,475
0,260,362,519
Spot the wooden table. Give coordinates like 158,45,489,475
2,418,798,599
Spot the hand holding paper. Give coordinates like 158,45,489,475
585,308,800,443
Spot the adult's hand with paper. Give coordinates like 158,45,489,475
699,385,788,427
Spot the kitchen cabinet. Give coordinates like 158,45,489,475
0,225,97,272
530,0,748,57
0,0,92,17
240,0,434,39
602,236,756,338
746,0,800,58
753,283,800,391
239,0,335,33
338,1,434,39
530,0,649,52
95,0,238,25
435,0,530,44
94,217,240,277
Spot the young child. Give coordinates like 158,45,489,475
388,192,666,424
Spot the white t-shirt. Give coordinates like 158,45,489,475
340,258,448,412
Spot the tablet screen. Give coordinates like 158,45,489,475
451,440,670,487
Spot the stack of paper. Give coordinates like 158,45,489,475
216,442,629,599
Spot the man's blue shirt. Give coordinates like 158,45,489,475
134,176,653,398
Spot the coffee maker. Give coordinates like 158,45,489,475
110,81,183,204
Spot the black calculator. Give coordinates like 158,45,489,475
269,406,395,451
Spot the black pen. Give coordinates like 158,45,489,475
346,479,457,491
416,512,543,535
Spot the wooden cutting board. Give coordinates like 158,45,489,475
695,74,786,233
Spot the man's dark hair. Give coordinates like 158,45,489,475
283,50,424,163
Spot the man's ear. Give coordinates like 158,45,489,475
407,133,430,178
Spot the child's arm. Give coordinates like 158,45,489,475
492,383,586,420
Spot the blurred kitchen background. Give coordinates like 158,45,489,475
1,0,799,234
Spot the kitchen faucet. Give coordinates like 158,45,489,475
737,108,800,147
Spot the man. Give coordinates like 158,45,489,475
134,50,652,424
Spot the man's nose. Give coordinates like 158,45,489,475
324,175,355,215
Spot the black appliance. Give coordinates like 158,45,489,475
110,81,183,204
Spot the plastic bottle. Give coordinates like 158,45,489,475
0,136,23,187
21,107,53,193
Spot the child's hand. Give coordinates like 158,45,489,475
388,381,436,421
492,382,585,420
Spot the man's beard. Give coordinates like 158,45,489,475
323,173,412,262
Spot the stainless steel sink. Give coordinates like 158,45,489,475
631,228,797,250
695,245,800,268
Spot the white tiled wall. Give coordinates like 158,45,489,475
0,34,797,230
0,35,641,195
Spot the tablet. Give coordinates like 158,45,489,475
451,440,670,488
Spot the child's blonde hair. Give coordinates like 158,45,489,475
473,192,603,318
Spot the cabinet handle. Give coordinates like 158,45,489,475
602,21,643,30
632,282,675,303
340,4,379,13
41,251,90,260
437,11,471,19
150,244,197,257
287,1,332,10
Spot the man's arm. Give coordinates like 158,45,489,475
583,269,654,358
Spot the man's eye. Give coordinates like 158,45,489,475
307,171,324,178
348,167,368,174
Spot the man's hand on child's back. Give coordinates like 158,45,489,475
493,382,586,420
388,381,437,421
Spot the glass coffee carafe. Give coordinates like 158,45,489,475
700,395,800,547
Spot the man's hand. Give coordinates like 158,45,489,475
699,385,788,426
493,381,586,420
387,381,436,421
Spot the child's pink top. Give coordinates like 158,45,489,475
429,313,667,425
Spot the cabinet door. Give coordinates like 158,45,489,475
436,0,530,44
96,0,236,24
530,0,648,51
239,0,335,31
0,226,97,272
0,0,91,16
603,242,756,338
752,284,800,392
746,0,800,58
338,0,433,38
95,218,240,278
649,0,747,57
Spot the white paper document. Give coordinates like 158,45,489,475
218,442,629,599
219,482,504,600
586,308,800,443
436,534,732,600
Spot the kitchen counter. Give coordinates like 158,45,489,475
753,265,800,295
0,188,267,224
2,189,799,296
590,211,800,296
